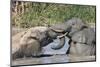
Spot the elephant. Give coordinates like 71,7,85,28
47,18,87,49
68,28,96,56
12,26,53,60
47,18,96,56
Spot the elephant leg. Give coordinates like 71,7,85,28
90,43,96,55
24,39,41,57
12,45,25,60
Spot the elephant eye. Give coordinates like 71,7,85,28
73,41,77,44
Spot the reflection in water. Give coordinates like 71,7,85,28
42,37,69,55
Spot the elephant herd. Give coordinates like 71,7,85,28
12,18,96,60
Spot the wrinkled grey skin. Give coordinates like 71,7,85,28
69,28,96,56
48,18,96,56
49,18,87,50
12,27,53,60
71,28,95,45
64,18,87,37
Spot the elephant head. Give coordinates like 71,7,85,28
64,18,88,37
71,28,95,45
29,27,53,47
12,26,54,60
48,18,88,50
69,28,96,56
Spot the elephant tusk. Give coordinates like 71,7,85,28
57,32,68,39
51,37,65,50
51,32,68,50
50,27,64,33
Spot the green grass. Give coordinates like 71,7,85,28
12,2,96,28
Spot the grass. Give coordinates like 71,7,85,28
12,2,96,28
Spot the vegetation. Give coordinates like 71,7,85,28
11,1,96,28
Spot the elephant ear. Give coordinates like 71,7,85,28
71,27,96,45
28,27,48,41
71,30,87,44
50,23,68,33
83,28,95,45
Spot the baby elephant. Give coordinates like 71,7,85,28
12,26,53,60
69,28,96,56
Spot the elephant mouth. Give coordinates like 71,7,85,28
50,32,69,50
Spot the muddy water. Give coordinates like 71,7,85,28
42,37,69,54
12,28,70,66
11,36,95,66
12,37,70,66
12,55,69,66
11,28,95,66
12,54,95,66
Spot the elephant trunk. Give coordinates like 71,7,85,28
51,36,65,50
